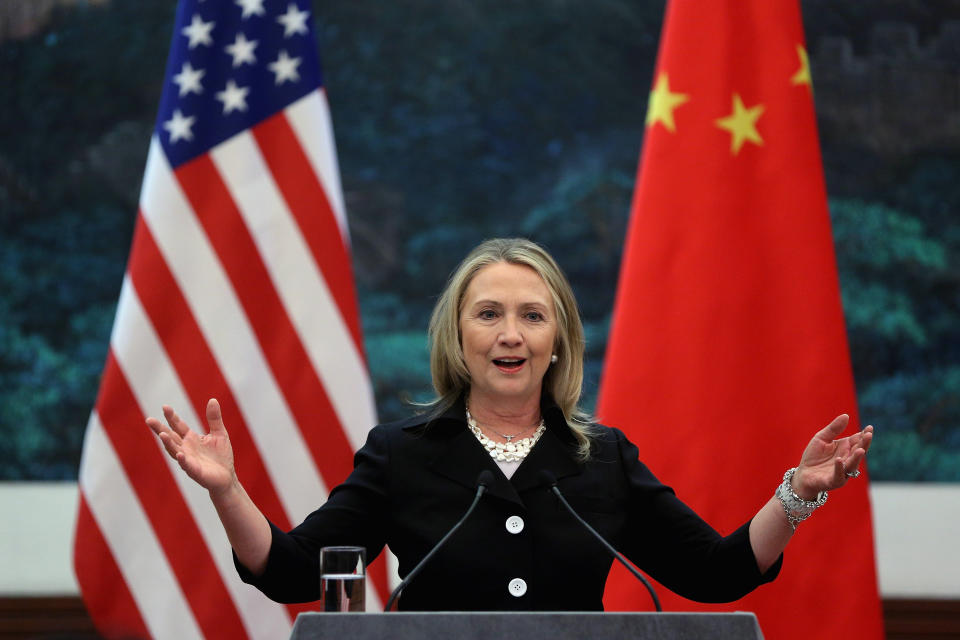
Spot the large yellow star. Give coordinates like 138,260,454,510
715,94,765,155
645,72,689,133
791,44,812,88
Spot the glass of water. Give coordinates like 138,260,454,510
320,546,366,612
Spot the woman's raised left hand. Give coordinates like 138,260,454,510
792,414,873,500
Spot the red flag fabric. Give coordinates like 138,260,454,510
72,1,387,637
597,2,884,638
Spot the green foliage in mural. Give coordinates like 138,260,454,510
2,0,959,481
830,193,960,480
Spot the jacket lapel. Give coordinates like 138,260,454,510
417,394,583,506
511,426,583,493
429,428,524,506
413,397,524,505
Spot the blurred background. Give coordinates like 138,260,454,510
1,0,959,634
3,0,960,484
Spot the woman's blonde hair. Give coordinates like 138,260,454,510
427,237,595,459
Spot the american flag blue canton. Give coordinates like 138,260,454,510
156,0,323,168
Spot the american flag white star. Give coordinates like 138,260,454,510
163,109,196,142
277,4,310,37
225,32,258,67
181,14,215,49
268,50,302,84
157,0,322,164
235,0,266,19
216,79,250,114
172,61,205,96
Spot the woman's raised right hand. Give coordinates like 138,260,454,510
146,398,236,495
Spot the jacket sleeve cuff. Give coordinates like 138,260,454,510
233,520,320,604
736,519,783,585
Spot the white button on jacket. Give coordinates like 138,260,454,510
508,578,527,597
505,515,525,534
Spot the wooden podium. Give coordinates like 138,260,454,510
289,611,765,639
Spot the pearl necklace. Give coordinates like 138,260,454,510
466,407,546,463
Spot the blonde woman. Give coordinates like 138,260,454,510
148,238,872,610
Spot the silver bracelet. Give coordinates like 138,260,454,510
774,467,827,530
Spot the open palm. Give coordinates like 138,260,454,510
146,398,236,494
794,414,873,499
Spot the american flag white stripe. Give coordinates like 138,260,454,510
79,413,204,640
140,138,329,523
111,276,293,639
286,91,350,239
212,130,377,453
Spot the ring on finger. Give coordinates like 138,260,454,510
845,469,861,479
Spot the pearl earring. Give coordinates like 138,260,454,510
550,354,558,364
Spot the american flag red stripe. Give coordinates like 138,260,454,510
91,270,295,637
140,136,330,523
74,496,150,639
175,151,357,490
252,111,366,356
74,1,388,635
126,216,294,529
98,351,248,639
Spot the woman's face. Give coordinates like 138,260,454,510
459,261,558,409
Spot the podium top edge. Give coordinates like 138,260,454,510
294,611,759,617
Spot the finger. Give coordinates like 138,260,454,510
146,416,168,437
147,416,182,446
157,431,182,459
843,447,867,472
842,427,873,458
815,414,849,442
163,405,191,438
860,426,874,454
206,398,226,435
833,457,846,485
175,451,200,480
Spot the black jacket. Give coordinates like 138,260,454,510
236,396,781,610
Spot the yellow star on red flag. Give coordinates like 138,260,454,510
715,93,765,155
791,44,812,88
645,72,689,133
602,3,886,638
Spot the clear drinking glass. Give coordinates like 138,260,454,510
319,546,366,612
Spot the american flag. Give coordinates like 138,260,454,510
72,0,385,637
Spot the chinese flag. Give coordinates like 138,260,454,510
596,2,884,638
